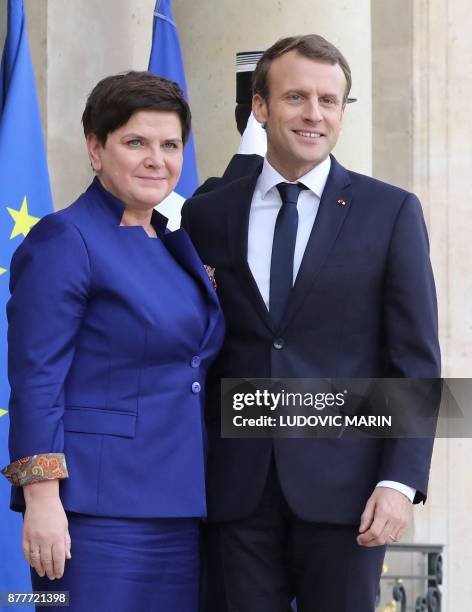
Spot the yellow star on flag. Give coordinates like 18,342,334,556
7,196,40,239
0,267,7,276
0,409,7,418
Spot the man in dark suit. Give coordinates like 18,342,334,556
182,34,440,612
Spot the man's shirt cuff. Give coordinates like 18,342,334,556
376,480,415,503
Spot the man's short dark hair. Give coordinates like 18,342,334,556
82,71,191,145
252,35,352,104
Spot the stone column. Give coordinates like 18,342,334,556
1,1,6,50
174,0,372,182
413,1,472,609
373,1,472,609
24,0,47,134
24,0,155,210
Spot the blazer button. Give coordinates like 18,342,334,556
190,356,201,368
191,382,201,394
273,338,285,350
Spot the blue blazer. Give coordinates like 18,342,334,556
8,178,225,518
182,155,441,523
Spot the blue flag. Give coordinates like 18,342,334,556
149,0,198,198
0,0,53,602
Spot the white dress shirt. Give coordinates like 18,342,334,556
247,156,330,309
246,156,415,504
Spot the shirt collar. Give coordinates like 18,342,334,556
258,155,331,200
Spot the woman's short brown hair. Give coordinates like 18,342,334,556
252,35,352,104
82,71,191,145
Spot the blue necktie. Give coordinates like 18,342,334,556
269,182,307,326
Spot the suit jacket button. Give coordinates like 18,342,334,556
273,338,285,350
191,382,201,394
190,356,201,368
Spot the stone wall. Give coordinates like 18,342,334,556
174,0,372,182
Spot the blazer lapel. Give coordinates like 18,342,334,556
161,229,222,347
226,167,277,334
280,156,353,332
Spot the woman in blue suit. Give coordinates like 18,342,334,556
2,71,224,611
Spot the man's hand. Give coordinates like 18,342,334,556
357,487,412,547
23,480,71,580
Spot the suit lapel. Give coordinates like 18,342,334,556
280,156,353,332
226,167,277,334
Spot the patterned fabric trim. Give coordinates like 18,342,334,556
1,453,68,487
204,265,217,289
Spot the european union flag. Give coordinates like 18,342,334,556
149,0,198,199
0,0,53,603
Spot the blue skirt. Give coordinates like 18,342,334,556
31,513,200,612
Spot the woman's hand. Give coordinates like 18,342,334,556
23,480,71,580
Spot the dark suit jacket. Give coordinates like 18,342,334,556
8,178,225,517
181,155,440,525
194,154,263,196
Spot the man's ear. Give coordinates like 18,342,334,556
252,94,268,127
86,133,103,172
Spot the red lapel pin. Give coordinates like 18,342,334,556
337,198,346,206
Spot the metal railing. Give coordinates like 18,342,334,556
377,543,443,611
